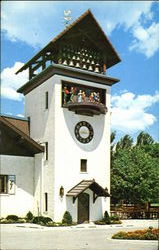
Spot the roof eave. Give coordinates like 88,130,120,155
17,64,120,95
0,116,44,154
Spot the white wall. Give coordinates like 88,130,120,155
25,76,56,219
25,73,111,222
0,155,34,217
53,75,111,222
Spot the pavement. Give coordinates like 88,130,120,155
0,219,159,250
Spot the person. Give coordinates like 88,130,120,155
63,87,69,104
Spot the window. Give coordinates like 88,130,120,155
0,175,8,194
0,175,16,194
44,193,48,211
45,142,48,160
45,91,48,109
27,116,30,135
80,159,87,172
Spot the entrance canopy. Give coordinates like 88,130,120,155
67,179,110,203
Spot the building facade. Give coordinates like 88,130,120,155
0,10,120,223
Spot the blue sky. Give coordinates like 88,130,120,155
1,1,159,142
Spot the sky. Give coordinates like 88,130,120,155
1,1,159,142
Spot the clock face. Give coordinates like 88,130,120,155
74,121,94,144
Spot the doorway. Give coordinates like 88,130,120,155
78,193,89,223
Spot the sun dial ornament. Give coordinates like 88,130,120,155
74,121,94,144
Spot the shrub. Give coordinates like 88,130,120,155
33,216,52,225
62,211,72,225
112,231,127,239
47,221,57,227
112,228,159,240
6,215,19,221
103,211,111,224
94,220,106,225
17,219,26,223
26,211,34,222
110,215,120,221
110,220,122,224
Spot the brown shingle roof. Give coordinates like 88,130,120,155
1,115,29,136
0,116,44,155
67,179,110,202
16,9,121,74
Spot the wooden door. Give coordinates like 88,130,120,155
78,193,89,223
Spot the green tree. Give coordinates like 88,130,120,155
111,147,159,205
111,131,116,160
116,134,133,151
111,132,159,218
136,131,154,146
142,143,159,158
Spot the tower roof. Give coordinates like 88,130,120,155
16,9,121,75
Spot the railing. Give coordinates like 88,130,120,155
110,205,159,219
110,211,159,219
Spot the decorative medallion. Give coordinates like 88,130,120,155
74,121,94,143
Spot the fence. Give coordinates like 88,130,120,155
110,204,159,219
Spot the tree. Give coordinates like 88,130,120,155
111,132,159,207
111,131,116,144
116,135,133,151
110,131,116,159
111,147,159,205
142,143,159,158
136,131,154,146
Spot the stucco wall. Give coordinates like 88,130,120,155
25,73,111,222
53,75,110,222
25,76,55,218
0,155,34,217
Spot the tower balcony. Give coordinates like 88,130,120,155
64,101,107,116
62,81,107,116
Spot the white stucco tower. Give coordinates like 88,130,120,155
16,10,121,223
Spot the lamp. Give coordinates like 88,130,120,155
59,186,64,198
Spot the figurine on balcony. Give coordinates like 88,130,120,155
70,87,77,103
93,92,98,102
78,90,83,102
89,92,94,102
82,91,86,102
96,92,100,103
63,87,70,104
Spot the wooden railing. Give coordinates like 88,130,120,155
110,205,159,219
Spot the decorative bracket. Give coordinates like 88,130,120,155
93,192,98,203
73,196,77,204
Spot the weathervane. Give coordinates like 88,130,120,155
63,10,72,27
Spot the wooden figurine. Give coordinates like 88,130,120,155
78,90,83,102
63,87,69,104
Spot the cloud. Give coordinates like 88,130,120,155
129,22,159,58
1,62,28,101
1,1,62,48
1,112,24,118
17,114,25,118
1,1,158,58
98,1,153,34
111,91,159,133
